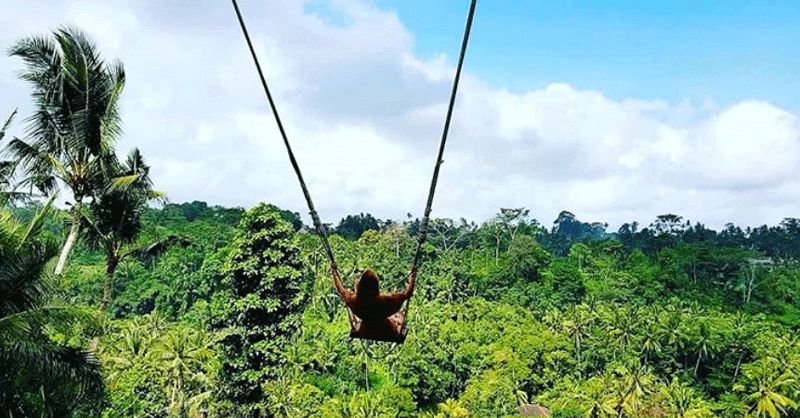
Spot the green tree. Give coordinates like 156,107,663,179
81,148,164,313
100,317,216,418
660,377,713,418
335,213,381,240
486,235,551,300
211,203,308,417
735,359,797,418
0,197,104,417
435,398,471,418
693,321,716,376
7,26,126,275
576,375,617,418
151,327,216,418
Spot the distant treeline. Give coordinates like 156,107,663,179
149,201,800,261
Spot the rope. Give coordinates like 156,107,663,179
411,0,477,270
231,0,337,269
233,0,477,342
407,0,477,316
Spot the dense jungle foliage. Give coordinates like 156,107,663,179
5,197,800,418
3,25,800,418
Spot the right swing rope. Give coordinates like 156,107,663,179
406,0,477,316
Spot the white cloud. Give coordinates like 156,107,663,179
1,0,798,232
692,101,799,188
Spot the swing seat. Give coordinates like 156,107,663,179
348,310,408,344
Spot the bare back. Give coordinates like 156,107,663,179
332,268,414,323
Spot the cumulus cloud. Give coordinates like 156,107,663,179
1,0,798,232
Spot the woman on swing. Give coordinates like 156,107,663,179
232,0,474,343
331,265,416,341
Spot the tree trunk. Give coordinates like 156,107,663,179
100,250,120,313
90,247,119,353
732,353,744,383
54,198,82,275
694,352,702,375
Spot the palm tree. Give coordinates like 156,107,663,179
81,148,165,313
693,321,716,376
7,26,126,275
0,196,104,417
606,306,640,358
640,323,663,368
436,398,471,418
660,377,713,418
735,358,797,418
611,361,656,417
100,317,152,384
150,327,216,418
578,375,617,418
659,309,687,365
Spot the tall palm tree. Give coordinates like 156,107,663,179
693,321,716,376
0,196,104,417
150,328,216,418
81,148,165,313
7,26,126,275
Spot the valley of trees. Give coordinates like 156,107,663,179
3,27,800,418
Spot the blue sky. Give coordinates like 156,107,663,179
375,0,800,112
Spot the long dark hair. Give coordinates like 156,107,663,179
355,268,380,300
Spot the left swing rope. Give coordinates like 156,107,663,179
230,0,338,271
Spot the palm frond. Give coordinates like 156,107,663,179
5,137,61,196
0,108,16,140
38,303,102,336
0,242,59,316
0,342,104,410
0,311,33,340
149,189,169,204
7,35,61,84
107,174,138,192
78,209,106,251
0,110,21,200
100,59,126,146
6,136,44,168
16,192,58,251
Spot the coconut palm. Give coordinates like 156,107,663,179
81,148,165,313
0,196,104,417
659,309,688,362
150,327,216,418
100,318,152,384
660,377,714,418
611,361,656,417
693,321,716,376
640,323,663,368
7,26,126,275
578,376,617,418
735,358,797,418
